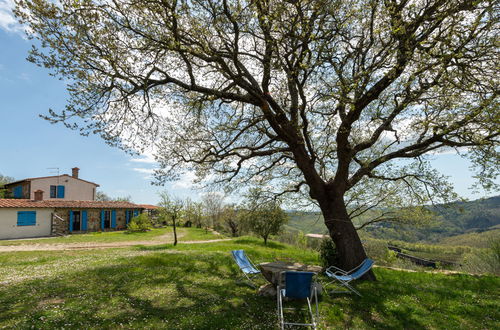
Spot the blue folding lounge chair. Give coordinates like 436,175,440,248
231,250,261,287
277,271,319,330
324,258,374,297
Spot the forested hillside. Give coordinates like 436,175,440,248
287,196,500,244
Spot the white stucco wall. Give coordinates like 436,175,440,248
0,208,53,240
29,175,97,201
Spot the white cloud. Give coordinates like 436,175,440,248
172,171,196,189
132,167,154,174
0,0,23,34
130,153,157,164
132,167,154,180
18,72,31,82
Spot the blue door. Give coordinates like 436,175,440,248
111,210,116,228
69,211,74,232
82,211,88,231
101,210,105,230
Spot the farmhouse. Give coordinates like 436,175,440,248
0,193,143,240
3,167,99,200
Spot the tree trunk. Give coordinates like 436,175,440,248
172,216,178,246
320,195,376,281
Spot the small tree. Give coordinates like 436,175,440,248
246,203,288,245
158,191,184,246
95,191,112,202
183,198,204,229
201,192,225,231
96,191,132,202
0,174,15,198
220,204,244,237
243,189,288,245
113,195,132,202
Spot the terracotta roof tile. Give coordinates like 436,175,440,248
137,204,159,209
0,199,143,209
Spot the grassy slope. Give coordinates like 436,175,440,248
438,229,500,248
0,227,221,246
0,233,498,329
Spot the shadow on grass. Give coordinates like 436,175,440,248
0,252,278,329
135,244,173,251
1,251,498,329
320,268,500,329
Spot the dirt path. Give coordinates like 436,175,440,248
0,233,233,252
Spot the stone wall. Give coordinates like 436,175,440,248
52,208,131,235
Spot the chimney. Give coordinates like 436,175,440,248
34,190,44,201
72,167,80,179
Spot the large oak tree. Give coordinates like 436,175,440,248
16,0,499,278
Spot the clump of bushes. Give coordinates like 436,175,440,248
461,238,500,275
126,213,152,232
319,237,340,268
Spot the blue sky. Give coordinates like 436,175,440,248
0,3,194,204
0,2,497,205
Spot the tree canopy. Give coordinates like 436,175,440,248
243,188,288,245
16,0,499,273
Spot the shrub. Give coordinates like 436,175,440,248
319,237,340,268
363,239,388,262
126,213,152,232
461,238,500,275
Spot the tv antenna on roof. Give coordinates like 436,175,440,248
47,167,60,184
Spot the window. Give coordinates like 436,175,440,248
50,185,57,198
50,185,65,198
17,211,36,226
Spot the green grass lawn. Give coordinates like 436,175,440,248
0,227,222,246
0,235,498,329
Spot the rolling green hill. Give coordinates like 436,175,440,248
285,211,327,234
438,228,500,248
286,196,500,244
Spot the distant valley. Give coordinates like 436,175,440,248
286,195,500,247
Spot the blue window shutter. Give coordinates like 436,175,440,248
69,211,74,232
101,210,105,229
82,211,88,231
125,210,130,224
14,186,22,198
16,212,26,225
17,211,36,226
134,210,139,217
57,185,65,198
111,210,116,228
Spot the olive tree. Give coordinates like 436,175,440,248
158,191,184,246
183,198,204,228
201,192,225,231
16,0,499,279
243,188,288,245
